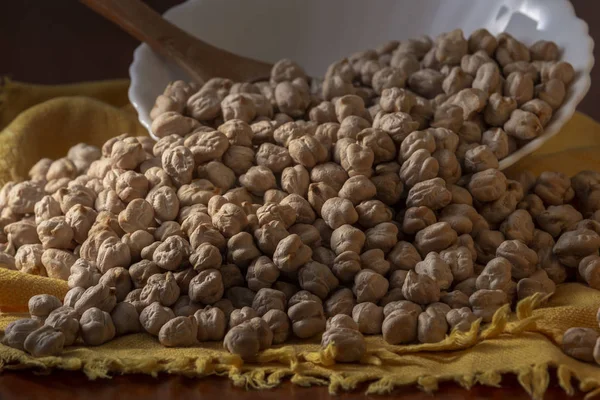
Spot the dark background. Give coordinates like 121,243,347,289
0,1,597,399
0,0,598,118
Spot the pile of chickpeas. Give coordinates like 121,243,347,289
1,28,598,364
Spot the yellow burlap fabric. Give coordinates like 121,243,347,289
1,78,600,398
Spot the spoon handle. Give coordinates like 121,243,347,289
80,0,272,82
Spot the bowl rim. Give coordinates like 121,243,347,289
128,0,199,133
497,0,595,169
128,0,595,171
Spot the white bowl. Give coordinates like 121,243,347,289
129,0,594,169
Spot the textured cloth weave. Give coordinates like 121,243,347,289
1,78,600,399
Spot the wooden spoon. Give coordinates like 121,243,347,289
80,0,273,83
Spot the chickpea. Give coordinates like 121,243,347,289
554,228,600,268
280,194,316,224
562,328,598,363
298,261,339,300
5,220,40,248
414,222,458,256
504,109,543,140
287,300,326,339
212,203,248,238
225,232,259,268
188,269,223,305
517,269,556,300
479,180,525,224
321,325,366,362
15,244,46,276
27,294,61,320
402,270,440,305
324,287,356,318
289,223,321,248
534,171,574,206
446,307,477,332
418,307,448,343
357,249,388,276
36,216,74,250
273,234,312,273
382,309,418,345
387,241,422,272
256,202,295,228
109,302,142,336
371,173,404,206
238,166,276,196
469,289,508,322
476,257,512,292
537,205,583,238
441,291,470,310
23,325,66,357
350,269,388,304
503,72,534,106
499,209,535,245
327,251,359,283
2,319,42,350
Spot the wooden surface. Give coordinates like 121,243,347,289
0,1,598,399
0,370,585,400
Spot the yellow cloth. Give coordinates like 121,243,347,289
1,79,600,399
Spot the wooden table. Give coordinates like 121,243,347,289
0,1,598,398
0,370,585,400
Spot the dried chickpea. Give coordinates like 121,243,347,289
40,249,76,280
139,302,175,336
79,307,116,346
472,63,502,96
415,252,453,290
534,171,574,206
321,287,354,318
229,306,258,329
35,216,73,250
321,325,366,363
475,257,512,292
287,300,326,339
554,228,600,268
503,72,534,106
504,109,543,140
194,306,226,341
418,307,448,343
351,269,388,303
272,234,312,273
484,94,517,127
469,289,508,322
297,261,339,300
517,269,556,300
189,269,223,305
329,251,360,283
41,306,79,347
280,165,309,197
562,328,598,363
226,232,260,268
2,319,41,350
28,294,62,319
23,325,66,357
500,209,535,245
239,166,276,196
15,244,46,276
382,308,418,345
446,307,477,332
212,203,248,238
